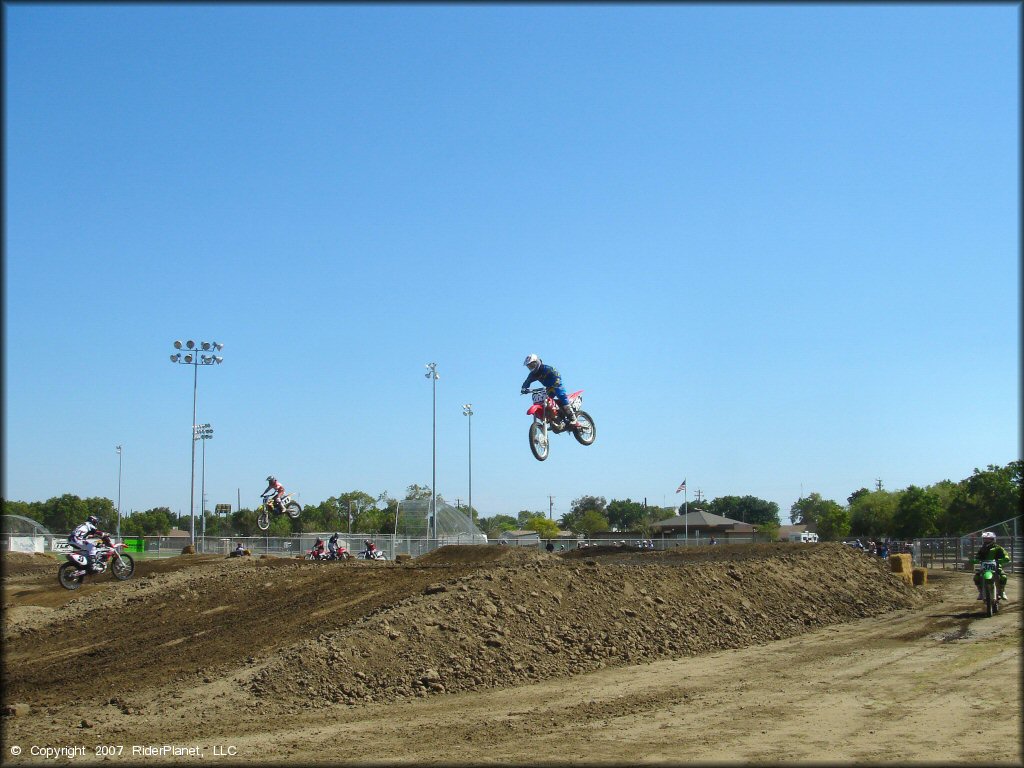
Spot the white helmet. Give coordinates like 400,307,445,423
523,353,541,371
981,531,996,542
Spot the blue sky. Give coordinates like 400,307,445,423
3,4,1019,526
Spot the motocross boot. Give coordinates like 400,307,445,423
561,401,577,430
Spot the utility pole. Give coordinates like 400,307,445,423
875,478,884,492
548,496,555,520
694,489,704,503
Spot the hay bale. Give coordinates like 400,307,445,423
912,567,928,586
181,544,196,555
895,571,913,587
395,553,411,564
888,553,912,573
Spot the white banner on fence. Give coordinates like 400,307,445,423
8,536,44,554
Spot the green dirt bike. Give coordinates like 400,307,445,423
973,557,1009,618
256,492,302,531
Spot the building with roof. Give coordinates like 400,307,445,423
650,510,757,542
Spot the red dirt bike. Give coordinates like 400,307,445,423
522,388,596,461
327,544,352,561
305,540,329,561
58,534,135,590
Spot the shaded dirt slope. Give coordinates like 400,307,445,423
3,543,921,718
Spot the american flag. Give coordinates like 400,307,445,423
676,479,687,493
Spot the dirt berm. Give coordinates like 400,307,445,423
4,543,920,716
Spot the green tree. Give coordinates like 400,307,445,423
946,462,1023,534
524,515,560,538
231,508,260,537
575,509,610,536
848,491,899,539
892,485,942,539
753,519,780,542
606,499,648,533
404,484,433,500
477,514,517,539
1,499,45,525
815,501,851,541
121,507,173,536
708,495,780,526
789,492,839,529
45,494,90,532
517,509,545,527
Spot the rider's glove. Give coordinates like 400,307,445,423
521,387,528,394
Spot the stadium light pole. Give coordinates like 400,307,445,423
170,340,224,546
196,424,213,545
116,445,123,539
462,404,473,527
425,362,439,541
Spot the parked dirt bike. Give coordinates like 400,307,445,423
58,534,135,590
522,387,596,461
973,557,1009,617
257,492,302,531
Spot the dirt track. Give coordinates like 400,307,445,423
1,544,1020,765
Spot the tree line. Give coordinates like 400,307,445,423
2,462,1019,541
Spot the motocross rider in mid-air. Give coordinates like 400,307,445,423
261,475,286,516
520,354,577,429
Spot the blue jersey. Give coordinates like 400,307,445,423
521,363,562,391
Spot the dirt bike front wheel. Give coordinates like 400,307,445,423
529,422,549,461
58,562,84,591
257,507,270,531
572,410,596,446
985,580,997,617
111,553,135,581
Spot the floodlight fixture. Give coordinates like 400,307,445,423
174,340,183,349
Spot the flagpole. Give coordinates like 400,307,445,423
685,485,688,546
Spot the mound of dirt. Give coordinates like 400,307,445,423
2,543,929,727
248,543,923,710
416,544,553,566
1,551,60,578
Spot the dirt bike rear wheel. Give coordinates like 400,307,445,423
572,410,596,446
111,553,135,581
257,507,270,531
285,501,302,520
58,562,84,591
529,422,549,461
